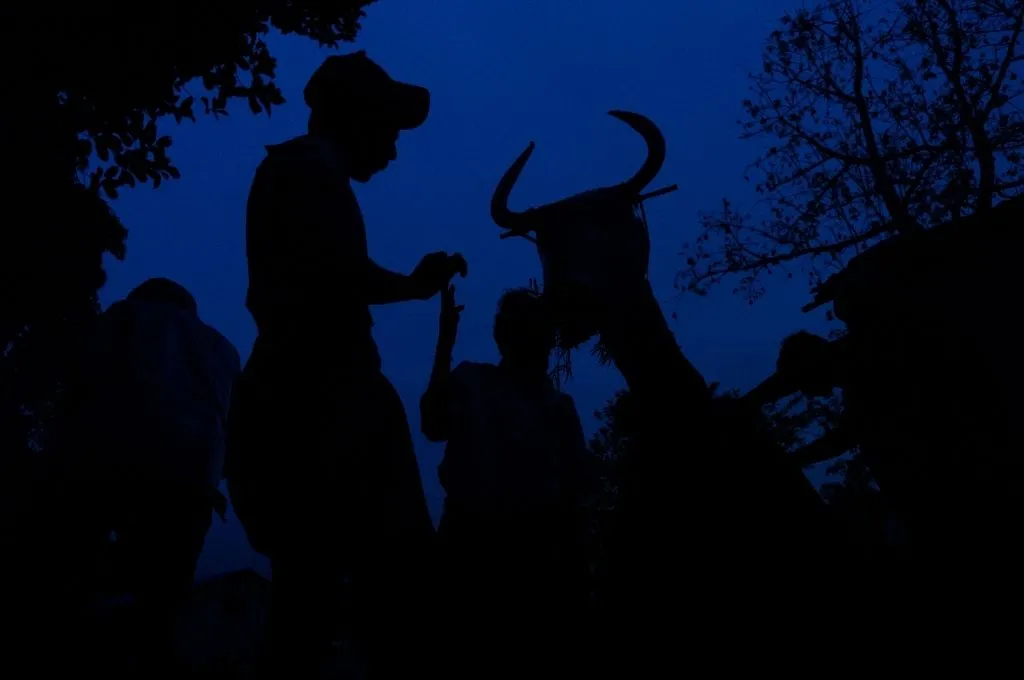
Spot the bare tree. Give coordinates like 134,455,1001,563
679,0,1024,302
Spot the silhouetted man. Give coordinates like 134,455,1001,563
774,331,861,453
774,331,909,492
774,331,923,552
421,286,589,677
56,277,240,669
227,51,465,676
778,329,1020,584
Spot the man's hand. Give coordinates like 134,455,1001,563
410,252,468,300
439,284,463,345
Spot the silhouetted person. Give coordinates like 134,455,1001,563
774,330,923,564
774,331,860,452
226,50,465,677
776,328,1023,600
775,331,911,502
420,286,589,678
55,277,240,671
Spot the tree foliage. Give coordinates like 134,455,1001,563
679,0,1024,302
763,390,845,452
584,379,895,593
7,3,376,201
1,3,377,461
583,382,848,591
583,388,639,603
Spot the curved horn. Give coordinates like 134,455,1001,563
608,110,666,195
491,141,536,230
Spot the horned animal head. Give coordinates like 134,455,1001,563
490,110,670,348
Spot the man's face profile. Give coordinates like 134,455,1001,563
345,120,400,183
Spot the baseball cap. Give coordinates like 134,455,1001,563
303,51,430,130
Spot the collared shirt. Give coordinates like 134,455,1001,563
244,134,380,372
68,299,241,490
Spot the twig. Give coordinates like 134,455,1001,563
638,184,679,202
499,231,538,244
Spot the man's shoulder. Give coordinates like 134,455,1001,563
250,135,358,220
452,359,492,376
202,324,242,375
98,298,136,324
177,315,242,376
541,385,580,419
258,135,347,178
553,389,579,410
451,361,498,388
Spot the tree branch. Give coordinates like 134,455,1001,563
983,1,1024,115
685,217,890,287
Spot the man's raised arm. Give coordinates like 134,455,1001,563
364,260,426,305
420,285,463,442
365,253,468,305
272,150,466,306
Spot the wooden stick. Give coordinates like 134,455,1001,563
499,230,538,244
638,184,679,202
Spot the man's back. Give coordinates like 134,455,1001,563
435,362,589,676
69,297,240,487
439,361,586,531
245,135,380,371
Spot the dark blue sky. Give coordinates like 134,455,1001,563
100,1,836,577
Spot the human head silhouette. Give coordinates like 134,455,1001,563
126,277,197,315
776,330,836,397
304,50,430,183
493,288,556,373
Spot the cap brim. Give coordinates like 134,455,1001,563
385,82,430,130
